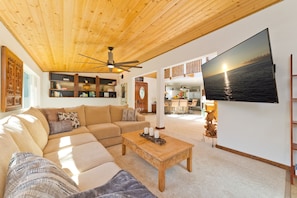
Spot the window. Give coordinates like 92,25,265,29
23,64,40,108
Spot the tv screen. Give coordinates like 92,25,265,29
201,28,278,103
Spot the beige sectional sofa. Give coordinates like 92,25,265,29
42,105,150,147
0,105,153,197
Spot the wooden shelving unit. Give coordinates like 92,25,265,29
49,72,117,98
290,54,297,184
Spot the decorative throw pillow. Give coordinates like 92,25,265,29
49,120,73,135
57,112,80,128
4,152,79,198
122,109,136,121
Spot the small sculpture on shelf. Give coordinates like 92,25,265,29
204,110,217,137
203,110,217,147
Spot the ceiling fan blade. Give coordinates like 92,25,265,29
116,65,143,68
116,66,130,72
114,60,139,65
78,53,107,64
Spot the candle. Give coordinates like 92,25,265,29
144,127,149,134
149,127,154,136
154,130,159,138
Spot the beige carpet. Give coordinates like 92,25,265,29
107,113,287,198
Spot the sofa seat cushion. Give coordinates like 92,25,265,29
48,126,89,140
114,121,150,133
71,162,121,191
87,123,121,140
44,142,114,176
0,129,19,198
43,133,98,154
4,152,79,198
85,105,111,125
99,136,122,147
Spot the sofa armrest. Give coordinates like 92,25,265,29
136,113,145,121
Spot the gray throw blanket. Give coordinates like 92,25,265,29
67,170,157,198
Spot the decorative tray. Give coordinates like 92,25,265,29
139,133,166,145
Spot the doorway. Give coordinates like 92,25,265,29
135,81,148,113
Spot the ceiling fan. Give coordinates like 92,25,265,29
79,47,142,72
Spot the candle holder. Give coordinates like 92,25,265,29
139,133,166,145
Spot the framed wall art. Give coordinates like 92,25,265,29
1,46,23,112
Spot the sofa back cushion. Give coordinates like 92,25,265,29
3,116,43,157
16,114,48,150
0,127,19,198
110,105,128,122
85,105,111,125
23,107,50,135
64,105,86,126
43,108,65,122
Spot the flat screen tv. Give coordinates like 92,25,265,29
201,28,278,103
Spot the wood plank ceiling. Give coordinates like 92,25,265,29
0,0,281,73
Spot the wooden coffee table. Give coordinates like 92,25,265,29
122,130,193,192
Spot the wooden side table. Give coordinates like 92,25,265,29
152,103,156,113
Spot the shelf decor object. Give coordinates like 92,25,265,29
1,46,23,112
83,80,90,91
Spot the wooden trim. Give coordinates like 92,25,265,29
96,76,100,97
290,54,295,184
73,74,79,97
216,144,290,171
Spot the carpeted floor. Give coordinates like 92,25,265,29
107,112,288,198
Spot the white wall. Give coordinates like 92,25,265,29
123,0,296,166
0,22,43,118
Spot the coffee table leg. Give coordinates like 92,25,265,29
158,165,165,192
187,148,192,172
122,144,126,155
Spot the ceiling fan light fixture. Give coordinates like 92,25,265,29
107,64,114,68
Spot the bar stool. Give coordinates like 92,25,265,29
171,99,179,114
188,99,198,114
179,99,188,114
